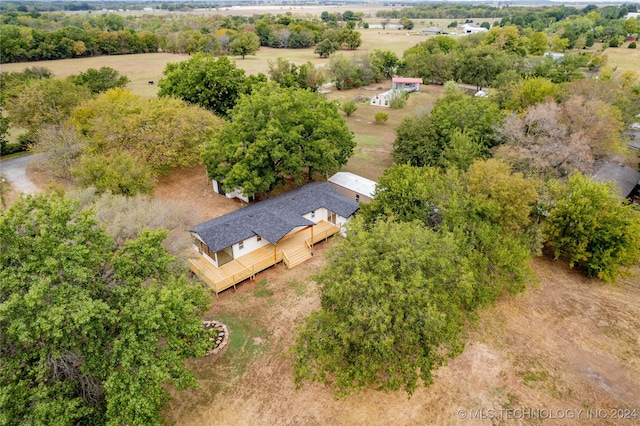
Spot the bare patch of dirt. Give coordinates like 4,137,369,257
152,165,242,260
0,178,19,209
153,165,239,225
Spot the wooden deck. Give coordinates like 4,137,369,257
189,220,341,294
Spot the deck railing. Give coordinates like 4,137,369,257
211,250,284,293
192,221,342,294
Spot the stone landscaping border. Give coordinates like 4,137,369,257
203,320,229,356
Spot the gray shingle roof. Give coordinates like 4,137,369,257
190,182,359,253
593,162,640,198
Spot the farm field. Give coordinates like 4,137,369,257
1,29,437,180
601,44,640,72
4,11,640,424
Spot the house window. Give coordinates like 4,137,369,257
311,210,315,218
355,194,360,202
239,241,244,250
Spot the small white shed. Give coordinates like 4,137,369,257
328,172,377,203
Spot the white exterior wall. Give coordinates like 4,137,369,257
335,215,349,228
231,234,270,258
391,82,419,92
302,207,328,223
370,92,391,107
212,179,253,203
225,188,252,203
192,234,218,266
303,207,349,228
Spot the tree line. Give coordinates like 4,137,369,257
2,3,638,63
0,9,365,62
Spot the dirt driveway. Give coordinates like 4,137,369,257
1,154,40,192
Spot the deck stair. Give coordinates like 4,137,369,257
283,245,312,268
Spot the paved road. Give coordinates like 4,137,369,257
0,154,40,194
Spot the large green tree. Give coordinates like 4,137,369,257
68,88,221,194
158,53,249,117
361,163,535,305
267,58,325,91
229,31,260,59
401,36,460,83
202,82,355,196
0,193,211,425
545,173,640,282
4,78,91,131
293,218,471,396
369,49,399,79
393,90,502,167
314,38,340,58
67,66,130,94
294,162,538,396
457,44,518,90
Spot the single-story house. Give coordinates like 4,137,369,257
458,23,488,34
188,182,359,293
328,172,377,203
391,77,423,92
211,178,254,203
593,162,640,199
624,12,640,19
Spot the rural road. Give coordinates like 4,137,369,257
0,154,40,194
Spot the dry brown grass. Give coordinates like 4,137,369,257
0,52,191,98
0,30,423,89
2,33,437,181
161,240,640,425
324,84,442,180
602,44,640,72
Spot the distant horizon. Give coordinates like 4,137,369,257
8,0,640,3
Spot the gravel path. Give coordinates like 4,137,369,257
0,154,40,194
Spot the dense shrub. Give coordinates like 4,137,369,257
374,111,389,123
0,143,24,156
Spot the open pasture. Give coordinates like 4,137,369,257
1,29,434,180
604,44,640,72
0,27,426,80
